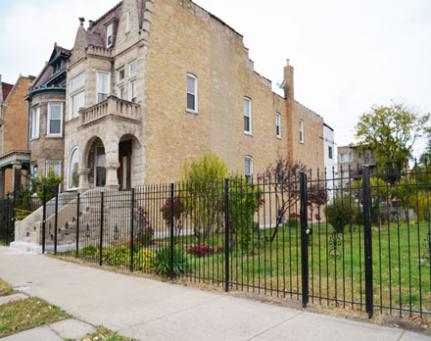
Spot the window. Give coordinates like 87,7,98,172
117,86,125,100
45,160,62,177
275,112,281,138
299,119,304,143
117,68,125,82
243,97,252,134
68,148,80,189
30,162,38,180
128,79,136,102
95,146,106,187
106,23,113,48
244,156,253,179
96,71,110,103
30,107,40,139
328,146,333,160
69,73,86,119
129,61,137,77
186,74,198,113
70,73,85,93
47,103,63,137
340,152,352,163
125,11,131,33
70,91,85,119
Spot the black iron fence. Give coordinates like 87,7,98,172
0,194,15,245
42,167,431,319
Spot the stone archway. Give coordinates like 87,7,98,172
117,134,141,190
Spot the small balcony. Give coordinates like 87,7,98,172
80,96,141,126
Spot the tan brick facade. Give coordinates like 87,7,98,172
64,0,326,190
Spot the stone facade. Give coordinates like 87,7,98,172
63,0,327,191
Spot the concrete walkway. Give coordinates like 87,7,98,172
0,247,428,341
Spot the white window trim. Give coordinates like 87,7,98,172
276,112,282,138
106,23,114,48
69,73,86,120
128,61,137,78
128,79,136,102
244,155,254,178
186,74,198,113
95,71,111,103
31,107,40,140
69,90,85,120
45,160,62,177
68,147,80,190
243,97,253,135
299,119,305,144
47,102,63,137
125,11,131,33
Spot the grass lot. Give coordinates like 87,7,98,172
66,327,138,341
0,278,13,296
0,297,68,337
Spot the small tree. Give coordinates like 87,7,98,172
264,158,327,242
160,196,186,237
183,154,228,242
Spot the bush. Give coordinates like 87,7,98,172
80,245,98,259
135,207,154,246
133,249,156,272
32,168,61,202
153,247,190,276
187,245,223,257
325,197,356,234
104,245,129,267
183,154,228,242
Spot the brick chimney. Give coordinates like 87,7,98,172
283,59,295,160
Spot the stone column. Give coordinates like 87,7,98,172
78,167,90,191
105,161,120,190
12,162,22,192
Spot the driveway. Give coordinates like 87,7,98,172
0,247,427,341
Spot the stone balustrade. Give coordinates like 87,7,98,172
80,96,141,126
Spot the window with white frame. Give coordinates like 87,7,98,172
243,97,252,134
125,11,131,33
276,112,281,138
128,79,136,102
186,74,198,113
340,152,352,163
106,23,113,48
96,71,110,103
69,73,85,119
117,68,125,82
47,103,63,137
328,146,333,160
30,162,38,180
299,119,305,144
117,85,125,100
129,61,137,77
68,147,80,189
244,156,253,179
45,160,62,177
31,107,40,139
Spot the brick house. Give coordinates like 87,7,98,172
62,0,329,192
0,75,34,197
27,44,71,183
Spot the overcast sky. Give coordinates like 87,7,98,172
1,0,430,154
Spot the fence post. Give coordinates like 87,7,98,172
99,191,104,266
76,192,80,258
169,183,175,278
4,193,10,245
42,188,46,254
130,188,135,272
362,166,374,319
300,172,309,308
9,191,16,245
224,178,230,292
54,188,59,254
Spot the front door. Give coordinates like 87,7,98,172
118,140,132,191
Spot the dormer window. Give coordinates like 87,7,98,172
106,23,113,48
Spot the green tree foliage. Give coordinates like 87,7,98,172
32,168,62,202
355,103,430,183
183,154,228,242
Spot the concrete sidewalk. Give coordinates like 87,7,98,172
0,247,428,341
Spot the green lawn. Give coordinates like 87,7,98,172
0,297,68,337
174,222,431,315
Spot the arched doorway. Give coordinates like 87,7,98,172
86,137,106,188
117,134,140,191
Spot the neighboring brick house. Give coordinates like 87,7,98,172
0,75,34,197
62,0,330,192
27,44,71,182
337,144,377,183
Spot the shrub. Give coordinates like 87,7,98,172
153,247,190,276
135,207,154,246
325,197,356,234
187,245,223,257
104,245,129,266
160,196,186,235
80,245,98,259
133,249,156,272
32,168,61,202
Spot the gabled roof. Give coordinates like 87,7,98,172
1,82,13,101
